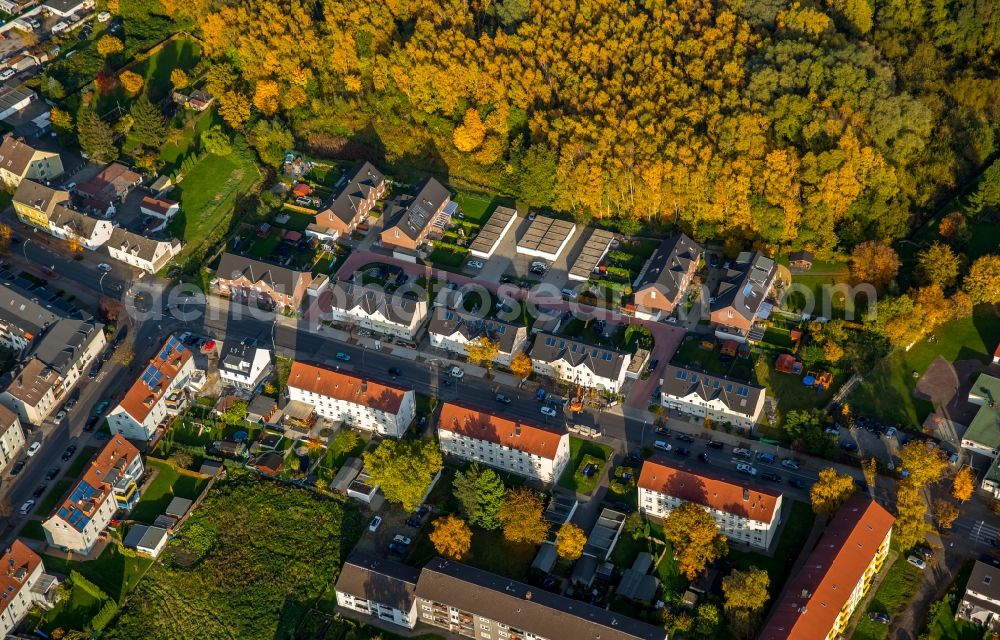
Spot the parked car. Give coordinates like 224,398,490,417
466,260,484,270
906,555,927,570
19,500,35,515
735,463,757,476
93,400,110,415
647,359,659,371
88,362,101,378
707,440,724,450
732,447,752,459
884,427,897,438
840,441,858,452
54,410,67,423
675,433,694,443
540,406,558,417
868,612,891,625
334,352,351,361
789,478,807,489
97,10,111,21
450,366,465,379
404,517,421,528
824,427,840,435
781,459,800,470
673,447,690,457
388,367,402,376
760,472,782,482
26,442,41,457
32,484,47,498
9,460,25,475
654,426,670,437
913,545,934,559
393,534,412,546
368,516,382,532
61,444,76,461
84,416,99,431
45,467,60,481
495,394,511,404
757,452,775,463
0,69,15,81
654,440,672,452
387,542,407,556
560,288,578,300
97,263,112,272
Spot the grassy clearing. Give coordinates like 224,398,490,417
18,519,46,540
43,542,153,603
130,458,209,524
36,478,75,516
452,191,501,224
848,304,1000,425
35,577,108,633
728,501,815,601
853,556,922,640
671,336,756,380
428,246,468,269
64,446,100,479
159,109,217,171
558,437,613,494
755,359,846,421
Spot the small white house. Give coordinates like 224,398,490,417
217,340,272,390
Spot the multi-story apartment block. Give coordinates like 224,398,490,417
287,361,415,438
0,282,60,355
12,179,70,229
47,205,114,250
956,556,1000,632
427,308,528,366
415,557,668,640
529,333,631,393
660,364,766,430
0,358,62,425
639,457,783,550
380,177,451,251
760,498,894,640
107,336,196,442
327,281,429,340
308,161,386,241
32,318,106,397
212,253,313,311
335,551,421,629
437,402,570,483
0,541,59,637
218,340,272,390
0,404,26,474
632,233,703,320
0,136,63,188
710,250,776,342
43,435,143,554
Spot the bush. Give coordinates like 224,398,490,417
70,570,109,600
91,599,120,631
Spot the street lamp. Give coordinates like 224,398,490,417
22,237,30,263
99,271,108,296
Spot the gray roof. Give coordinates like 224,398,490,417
219,339,268,376
427,307,524,354
616,553,659,602
383,177,450,241
32,318,102,377
108,227,178,262
246,394,277,419
329,281,428,327
963,556,1000,613
531,542,558,574
216,253,310,294
165,496,192,518
43,0,84,13
123,524,168,551
530,333,629,380
568,228,616,280
469,206,517,256
330,457,364,492
323,161,384,226
0,281,61,340
635,234,703,303
711,250,775,322
417,558,668,640
336,551,421,612
517,215,576,256
0,135,38,176
661,364,764,417
0,86,35,114
49,205,102,239
13,179,67,214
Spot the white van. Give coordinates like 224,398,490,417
654,440,672,452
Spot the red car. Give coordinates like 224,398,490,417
201,339,216,353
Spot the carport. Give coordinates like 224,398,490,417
469,206,518,258
568,228,615,281
583,508,627,561
516,215,577,261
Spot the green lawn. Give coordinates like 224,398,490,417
852,555,922,640
558,438,613,494
248,232,283,258
18,519,46,540
135,37,202,101
453,191,503,224
64,447,99,480
919,598,982,640
755,360,846,424
428,246,468,269
130,458,209,524
36,478,75,517
42,543,153,603
34,577,108,633
848,304,1000,425
728,501,816,601
160,109,217,170
167,142,261,269
671,336,756,380
782,261,865,320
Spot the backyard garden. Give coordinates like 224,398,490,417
558,437,614,495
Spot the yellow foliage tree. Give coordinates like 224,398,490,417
899,440,947,488
916,242,960,288
170,68,190,89
253,80,280,116
861,457,878,488
97,35,124,57
50,107,73,134
722,567,770,639
810,468,856,518
498,487,549,544
850,241,900,291
938,211,966,241
932,499,959,530
964,255,1000,304
894,482,929,550
952,466,974,502
510,352,533,379
218,92,252,130
822,340,844,363
555,523,586,560
0,223,10,254
66,237,82,253
453,108,486,152
429,515,472,560
466,336,500,372
119,71,144,96
663,502,729,579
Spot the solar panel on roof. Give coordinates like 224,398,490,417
742,282,754,297
676,370,687,379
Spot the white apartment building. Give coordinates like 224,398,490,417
0,358,61,425
218,340,272,390
529,333,631,393
287,361,415,438
327,281,429,340
43,435,143,554
659,365,766,430
0,541,59,637
335,552,421,630
0,405,26,474
107,335,196,442
105,228,182,274
639,458,783,550
0,282,61,355
437,402,570,484
31,318,106,399
427,308,528,367
47,205,114,250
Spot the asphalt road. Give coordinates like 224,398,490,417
11,230,130,296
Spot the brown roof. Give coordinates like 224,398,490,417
78,162,141,203
0,403,19,433
638,457,781,523
4,357,60,406
12,179,68,215
759,498,895,640
0,135,38,176
0,540,42,610
117,336,192,423
438,402,567,461
54,435,140,527
336,551,421,612
288,361,410,414
139,196,178,215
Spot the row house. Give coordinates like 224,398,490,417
427,308,528,367
307,161,386,242
212,253,313,312
12,179,69,229
43,435,143,554
287,361,416,438
327,281,429,340
437,402,570,484
335,552,421,629
638,457,783,550
380,177,451,251
107,335,196,442
710,251,777,342
0,358,61,425
0,282,61,355
105,228,182,274
0,135,63,188
0,404,26,474
32,318,106,401
760,498,895,640
529,333,631,393
660,364,766,430
632,233,703,321
0,541,59,637
47,203,114,250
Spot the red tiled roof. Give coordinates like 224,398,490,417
288,361,409,414
994,343,1000,358
55,434,140,524
140,196,178,215
438,402,567,461
118,337,193,423
638,457,781,523
759,498,895,640
0,540,42,612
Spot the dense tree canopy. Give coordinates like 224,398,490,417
190,0,999,254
